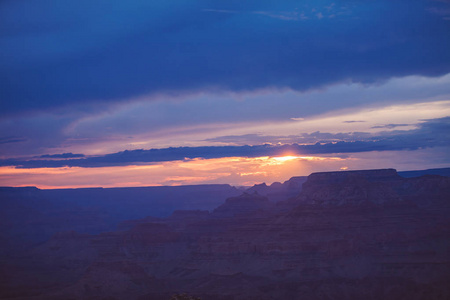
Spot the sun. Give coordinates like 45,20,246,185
271,155,302,162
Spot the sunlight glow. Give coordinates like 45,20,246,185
0,155,347,189
272,155,301,162
4,147,443,189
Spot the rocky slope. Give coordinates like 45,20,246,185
1,169,450,300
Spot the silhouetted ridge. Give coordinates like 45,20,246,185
245,176,308,202
398,167,450,178
306,168,400,184
296,168,450,206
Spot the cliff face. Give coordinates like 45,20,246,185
1,169,450,300
296,169,450,206
297,169,401,205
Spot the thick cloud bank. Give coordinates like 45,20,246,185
2,117,448,168
1,0,450,114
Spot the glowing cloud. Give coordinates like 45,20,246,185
0,155,346,189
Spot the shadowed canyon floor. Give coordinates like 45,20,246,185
1,168,450,299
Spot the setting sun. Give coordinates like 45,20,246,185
272,155,302,162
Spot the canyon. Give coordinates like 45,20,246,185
1,168,450,299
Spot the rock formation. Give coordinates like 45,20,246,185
1,169,449,300
246,176,307,202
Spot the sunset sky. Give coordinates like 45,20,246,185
1,0,450,188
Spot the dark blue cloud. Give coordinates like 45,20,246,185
0,136,26,144
1,117,449,168
1,0,450,115
37,153,85,159
371,124,410,129
203,131,374,145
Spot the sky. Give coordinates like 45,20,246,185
1,0,450,188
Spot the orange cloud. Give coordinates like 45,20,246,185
0,155,348,189
3,148,445,189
